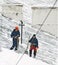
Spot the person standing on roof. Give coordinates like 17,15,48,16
10,26,20,51
29,34,39,58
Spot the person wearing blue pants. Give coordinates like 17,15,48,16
10,26,20,51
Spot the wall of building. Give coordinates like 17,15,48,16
32,7,58,37
2,4,23,21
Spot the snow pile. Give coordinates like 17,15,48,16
0,48,22,65
0,15,58,65
0,48,49,65
17,54,49,65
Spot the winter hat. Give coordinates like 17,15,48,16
33,34,36,36
15,26,19,30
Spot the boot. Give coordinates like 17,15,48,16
15,48,17,51
10,47,13,50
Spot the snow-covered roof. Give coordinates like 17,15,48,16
0,3,23,6
0,0,58,7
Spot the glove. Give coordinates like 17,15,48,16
36,47,39,52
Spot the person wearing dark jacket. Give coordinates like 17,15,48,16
10,26,20,51
29,34,38,58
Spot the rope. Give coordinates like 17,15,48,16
15,0,57,65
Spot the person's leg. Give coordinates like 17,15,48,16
10,40,15,50
33,47,37,58
10,45,14,50
15,38,19,51
15,42,18,51
29,50,32,57
34,50,36,58
29,45,33,57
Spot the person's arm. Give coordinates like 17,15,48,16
11,29,15,38
17,31,20,37
11,31,13,38
36,39,39,48
29,37,32,43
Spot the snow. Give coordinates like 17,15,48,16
20,0,58,7
0,0,58,7
0,15,58,65
56,58,58,65
18,54,49,65
0,48,22,65
0,1,58,65
0,48,49,65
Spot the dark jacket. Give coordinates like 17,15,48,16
29,37,38,47
11,29,20,44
